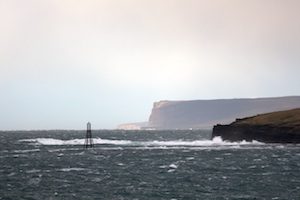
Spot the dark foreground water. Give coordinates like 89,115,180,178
0,130,300,200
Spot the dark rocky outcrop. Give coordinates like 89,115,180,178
212,108,300,143
148,96,300,129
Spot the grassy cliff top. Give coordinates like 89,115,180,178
233,108,300,127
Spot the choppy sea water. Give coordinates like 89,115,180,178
0,130,300,200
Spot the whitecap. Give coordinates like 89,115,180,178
117,163,125,166
14,149,40,153
167,169,176,173
26,169,41,173
58,168,86,172
159,165,168,169
20,138,131,146
186,157,194,160
19,136,265,148
169,164,178,169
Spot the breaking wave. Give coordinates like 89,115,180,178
19,137,263,147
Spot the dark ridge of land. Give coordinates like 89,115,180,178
212,108,300,143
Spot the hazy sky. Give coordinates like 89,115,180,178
1,0,300,129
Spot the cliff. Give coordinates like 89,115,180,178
212,108,300,143
148,96,300,129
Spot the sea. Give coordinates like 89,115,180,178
0,130,299,200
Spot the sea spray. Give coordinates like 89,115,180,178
19,136,263,147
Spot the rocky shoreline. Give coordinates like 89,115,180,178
212,124,300,143
212,109,300,143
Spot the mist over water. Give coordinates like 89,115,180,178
1,130,300,199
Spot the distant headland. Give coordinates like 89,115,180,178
118,96,300,130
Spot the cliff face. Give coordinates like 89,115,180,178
148,96,300,129
212,109,300,143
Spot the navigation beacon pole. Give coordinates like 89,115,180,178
84,122,94,148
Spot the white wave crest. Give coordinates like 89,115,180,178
58,168,86,172
19,136,263,147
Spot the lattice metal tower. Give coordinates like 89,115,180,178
84,122,94,148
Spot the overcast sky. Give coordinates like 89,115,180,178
1,0,300,129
